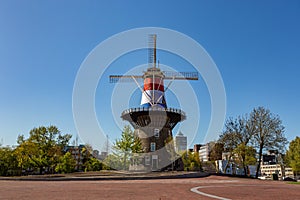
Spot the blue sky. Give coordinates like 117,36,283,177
0,0,299,149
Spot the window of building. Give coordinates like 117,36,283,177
154,129,159,137
145,156,150,165
150,142,156,152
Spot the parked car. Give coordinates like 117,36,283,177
283,177,297,182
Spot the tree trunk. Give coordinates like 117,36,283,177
244,166,248,176
123,153,127,170
256,145,263,178
241,152,247,176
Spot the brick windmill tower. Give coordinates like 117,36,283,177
110,34,198,171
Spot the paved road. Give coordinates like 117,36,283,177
0,175,299,199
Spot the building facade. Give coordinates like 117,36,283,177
260,153,294,179
199,144,210,162
175,132,187,152
260,164,293,179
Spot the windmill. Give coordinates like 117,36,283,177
109,34,198,171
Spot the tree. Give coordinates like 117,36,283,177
83,157,103,171
80,144,103,172
164,135,178,171
55,152,76,173
81,144,93,172
250,107,288,178
89,157,103,171
15,125,72,174
0,146,18,176
208,142,224,162
219,115,255,175
233,143,257,175
286,136,300,176
103,154,123,170
14,140,38,174
107,126,143,170
181,151,201,171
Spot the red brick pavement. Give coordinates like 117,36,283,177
0,176,299,200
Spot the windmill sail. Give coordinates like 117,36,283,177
109,34,198,108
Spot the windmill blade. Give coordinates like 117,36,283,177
109,75,143,83
163,71,199,80
148,34,157,68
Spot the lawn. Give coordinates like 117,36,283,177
287,181,300,185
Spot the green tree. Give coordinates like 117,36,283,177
165,135,179,171
208,142,224,162
14,140,38,173
55,152,76,173
286,136,300,176
103,154,123,170
15,125,72,174
80,144,103,172
250,107,288,178
233,143,257,175
181,151,201,171
107,126,143,170
81,144,93,172
0,146,18,176
85,157,103,171
219,115,255,175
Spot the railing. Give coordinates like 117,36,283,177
121,107,186,116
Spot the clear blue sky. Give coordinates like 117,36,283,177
0,0,299,149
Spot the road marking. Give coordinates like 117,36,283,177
190,184,272,200
190,186,232,200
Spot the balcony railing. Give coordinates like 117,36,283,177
122,107,186,116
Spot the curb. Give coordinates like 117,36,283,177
0,172,209,181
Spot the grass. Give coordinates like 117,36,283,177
287,181,300,185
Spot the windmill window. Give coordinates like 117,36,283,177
150,142,156,151
154,129,159,137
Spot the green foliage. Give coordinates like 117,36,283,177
219,115,255,175
55,152,76,173
233,143,257,172
103,154,123,170
208,142,224,162
14,125,72,174
181,151,201,171
109,125,143,170
88,157,103,171
286,136,300,173
80,145,103,172
115,126,143,153
287,182,300,185
164,135,179,170
81,144,93,171
219,107,288,177
0,147,18,176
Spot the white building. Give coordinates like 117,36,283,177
260,152,294,179
260,164,294,179
199,144,210,162
175,132,187,152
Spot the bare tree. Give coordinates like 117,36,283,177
250,107,288,178
219,115,255,175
